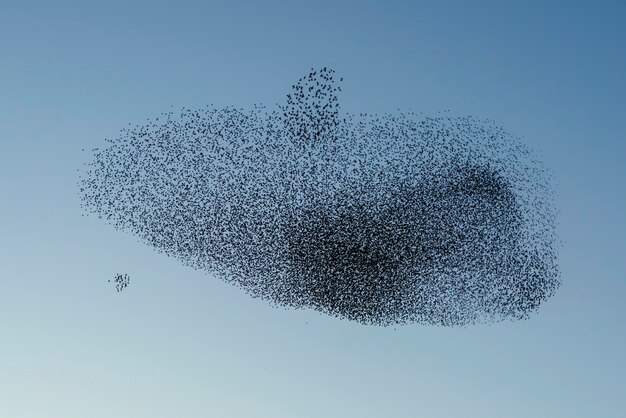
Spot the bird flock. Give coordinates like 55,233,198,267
80,68,560,326
109,273,130,292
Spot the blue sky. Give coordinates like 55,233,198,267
1,1,625,417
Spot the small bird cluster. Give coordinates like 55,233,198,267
109,274,130,292
80,68,560,326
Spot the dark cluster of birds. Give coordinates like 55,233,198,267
80,67,560,326
109,273,130,292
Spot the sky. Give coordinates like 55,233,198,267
1,1,625,417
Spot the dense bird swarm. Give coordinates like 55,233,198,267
80,68,560,326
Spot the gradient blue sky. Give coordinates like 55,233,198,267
1,1,625,417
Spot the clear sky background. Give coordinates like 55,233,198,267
1,1,624,417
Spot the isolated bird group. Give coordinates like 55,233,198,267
80,68,560,326
109,273,130,292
